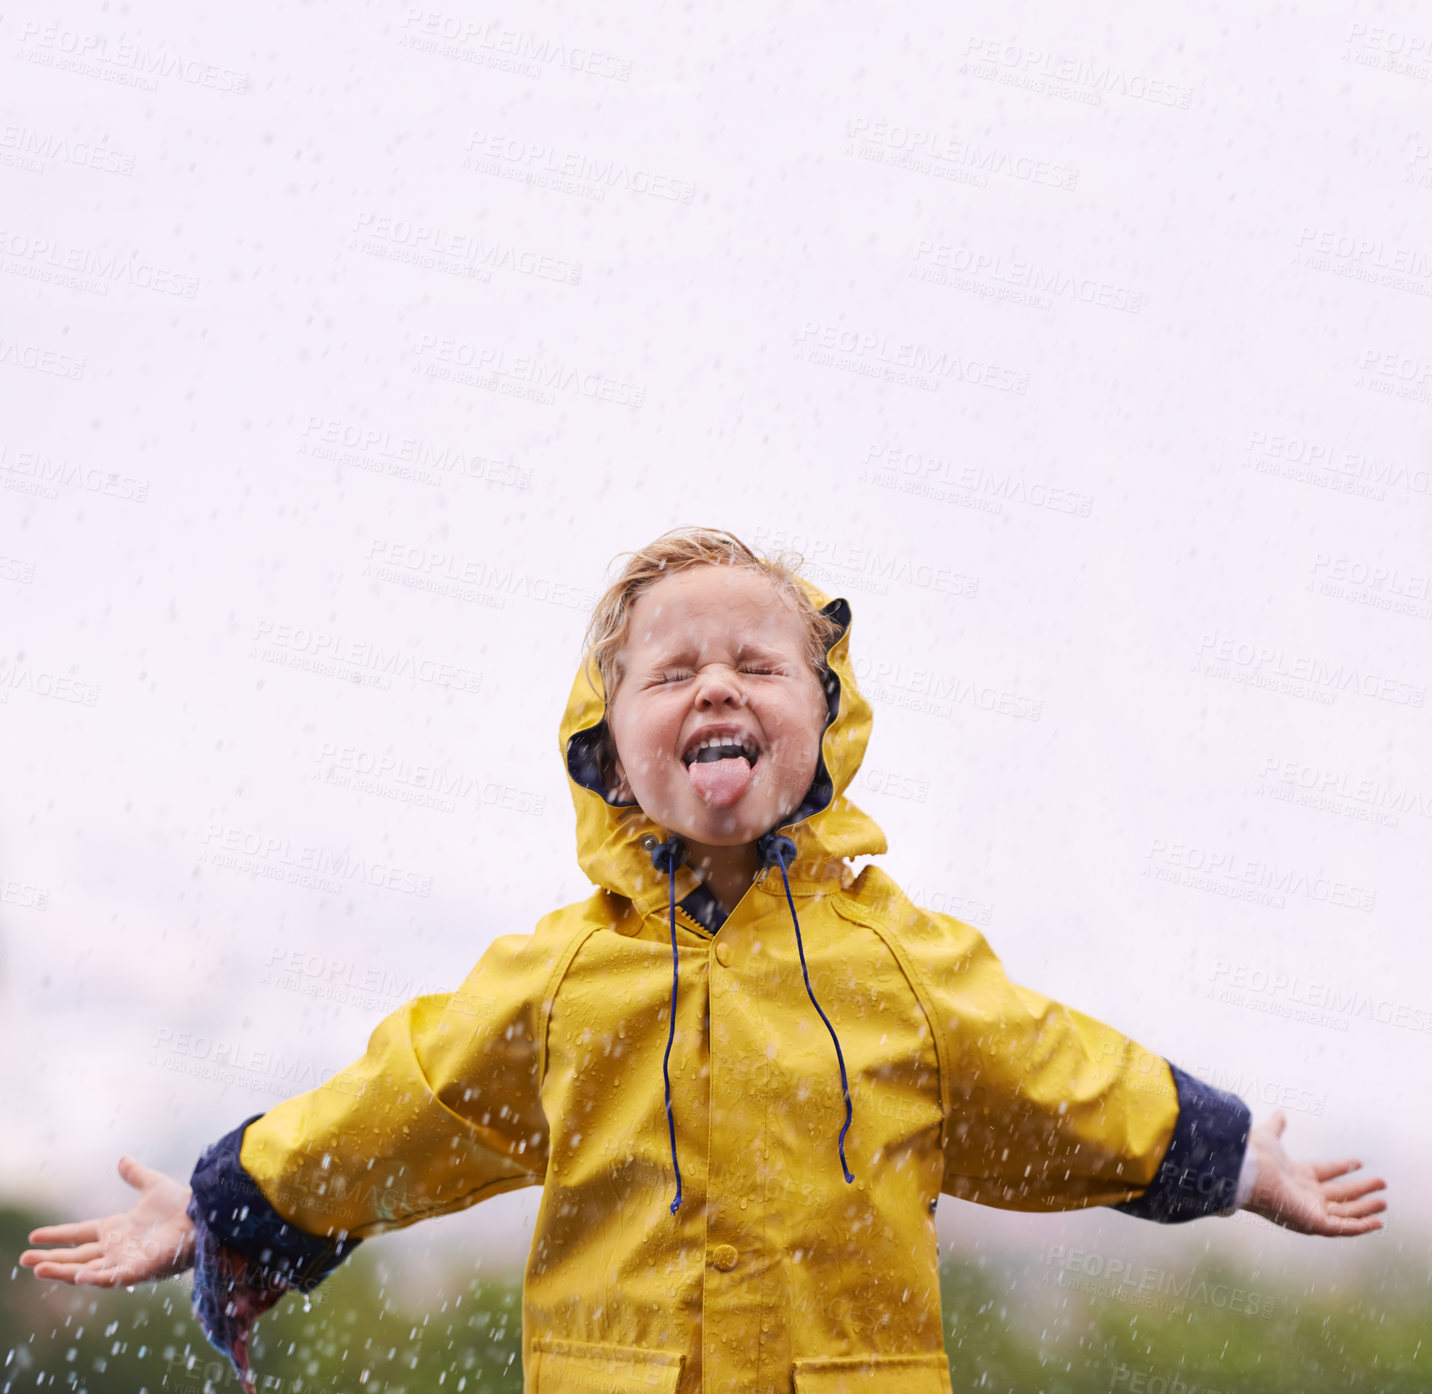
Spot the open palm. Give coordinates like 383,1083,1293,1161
1246,1112,1387,1237
19,1156,196,1287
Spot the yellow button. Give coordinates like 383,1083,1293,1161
710,1244,738,1271
715,943,733,967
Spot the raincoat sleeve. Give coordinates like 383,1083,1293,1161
889,897,1250,1222
185,917,578,1375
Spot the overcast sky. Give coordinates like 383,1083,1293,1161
2,0,1428,1283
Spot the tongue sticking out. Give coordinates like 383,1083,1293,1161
687,756,754,808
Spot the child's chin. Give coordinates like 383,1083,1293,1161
670,800,767,846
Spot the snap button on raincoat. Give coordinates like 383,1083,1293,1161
235,583,1188,1394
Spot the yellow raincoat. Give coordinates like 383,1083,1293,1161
234,584,1203,1394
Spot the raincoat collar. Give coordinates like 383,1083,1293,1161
560,579,888,913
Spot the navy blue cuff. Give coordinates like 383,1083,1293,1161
188,1113,359,1287
1111,1061,1251,1223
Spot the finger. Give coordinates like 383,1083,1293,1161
26,1221,101,1245
1270,1110,1287,1137
20,1242,105,1268
25,1261,85,1284
1329,1195,1388,1219
1319,1214,1384,1237
117,1156,164,1189
1324,1173,1387,1202
1310,1158,1361,1182
74,1263,127,1288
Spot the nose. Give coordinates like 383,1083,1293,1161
693,664,746,709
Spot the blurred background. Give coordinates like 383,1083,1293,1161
2,0,1429,1388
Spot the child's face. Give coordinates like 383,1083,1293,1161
605,566,829,850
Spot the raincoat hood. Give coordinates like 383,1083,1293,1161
558,578,888,911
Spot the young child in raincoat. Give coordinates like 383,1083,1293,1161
23,528,1387,1394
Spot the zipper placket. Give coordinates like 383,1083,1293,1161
673,902,714,938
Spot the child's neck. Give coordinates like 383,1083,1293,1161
682,839,761,918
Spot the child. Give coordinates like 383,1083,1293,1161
22,528,1386,1394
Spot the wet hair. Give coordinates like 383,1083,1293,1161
581,526,843,707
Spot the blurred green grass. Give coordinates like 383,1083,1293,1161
4,1206,1426,1392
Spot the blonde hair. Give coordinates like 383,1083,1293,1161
582,527,843,704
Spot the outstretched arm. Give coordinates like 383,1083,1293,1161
1244,1111,1387,1236
20,1156,195,1287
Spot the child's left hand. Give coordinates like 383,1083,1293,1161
1245,1111,1387,1236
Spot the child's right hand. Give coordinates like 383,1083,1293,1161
19,1156,196,1287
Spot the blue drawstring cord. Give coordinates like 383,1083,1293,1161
649,835,686,1214
757,833,856,1185
648,829,856,1217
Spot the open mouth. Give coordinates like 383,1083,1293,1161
681,733,760,768
680,731,762,808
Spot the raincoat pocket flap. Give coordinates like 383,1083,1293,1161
533,1337,684,1393
793,1352,952,1393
